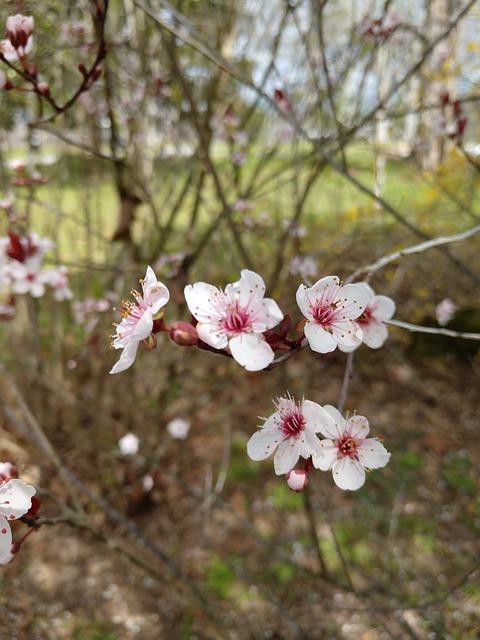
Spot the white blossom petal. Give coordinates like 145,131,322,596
346,415,370,439
0,478,36,518
304,322,337,353
370,295,396,320
358,439,391,469
229,333,275,371
331,456,366,490
110,341,140,374
319,405,345,438
313,440,338,470
361,321,389,349
226,269,266,305
247,428,284,461
184,282,222,323
302,400,337,434
0,514,12,558
274,439,301,475
299,428,323,459
196,322,229,349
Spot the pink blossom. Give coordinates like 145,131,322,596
338,282,395,352
312,405,390,490
166,418,190,440
0,477,36,557
110,266,170,374
184,269,284,371
247,395,327,475
435,298,457,326
296,275,369,353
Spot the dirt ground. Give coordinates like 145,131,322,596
1,306,479,640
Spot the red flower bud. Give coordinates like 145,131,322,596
169,321,199,346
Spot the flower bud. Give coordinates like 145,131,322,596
169,321,198,346
286,469,309,493
36,81,50,96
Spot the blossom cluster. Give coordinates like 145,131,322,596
0,231,73,316
248,396,390,490
110,267,395,490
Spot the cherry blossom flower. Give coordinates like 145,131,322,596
44,266,74,301
110,266,170,374
184,269,284,371
247,395,328,475
296,276,369,353
166,418,190,440
290,255,318,281
338,282,395,352
118,433,139,456
312,405,390,490
8,256,50,298
0,477,36,557
1,14,34,61
435,298,457,326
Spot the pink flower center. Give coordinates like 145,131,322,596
311,300,340,326
279,405,306,439
357,307,373,325
338,436,358,457
222,301,252,334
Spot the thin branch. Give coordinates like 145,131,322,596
347,224,480,282
386,318,480,341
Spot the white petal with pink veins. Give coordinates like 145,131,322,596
332,320,363,346
229,332,275,371
226,270,266,305
250,297,284,332
0,479,35,518
113,308,153,348
295,276,340,318
304,322,337,353
302,400,336,434
196,322,228,349
320,405,345,438
109,341,140,374
358,440,391,469
313,440,338,470
345,415,370,439
274,439,301,475
299,428,323,459
370,295,396,320
361,321,389,349
184,282,222,323
247,428,283,461
332,456,366,490
340,283,370,318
